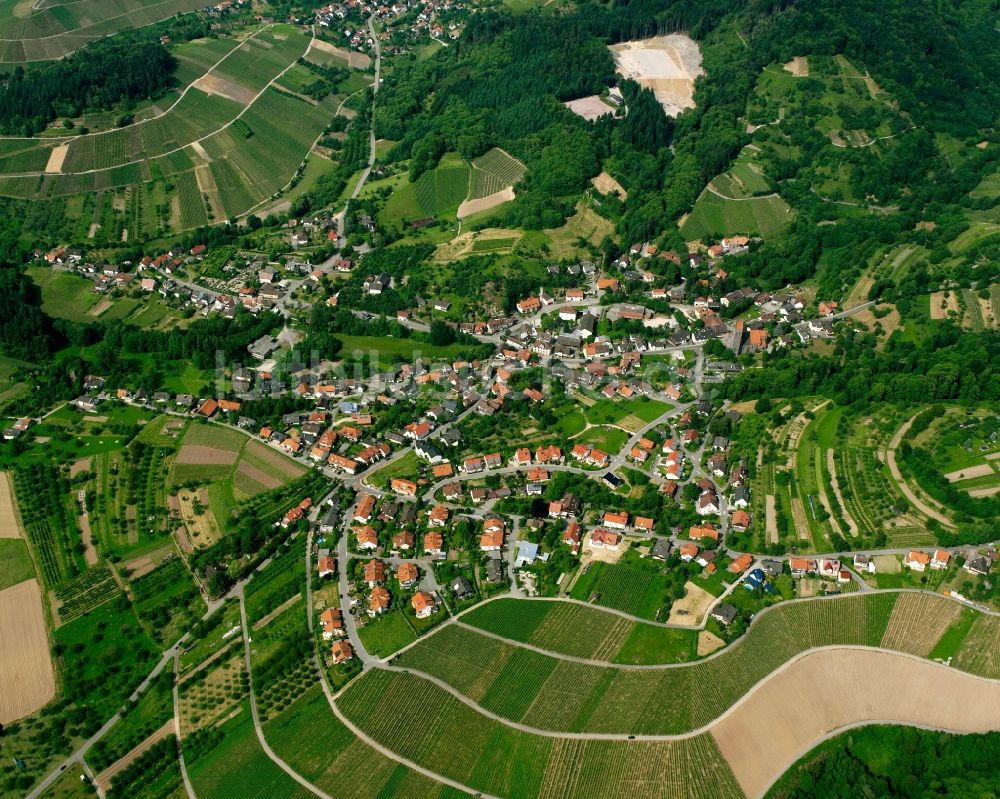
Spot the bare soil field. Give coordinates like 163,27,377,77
765,495,778,543
174,525,194,554
609,35,704,117
0,579,55,723
783,57,809,77
178,491,221,548
44,143,69,174
591,171,628,200
0,471,22,539
88,298,113,317
457,186,516,219
193,74,257,105
310,38,371,69
434,227,524,261
236,459,282,490
790,497,810,542
78,509,98,566
711,648,1000,799
968,485,1000,497
880,593,962,657
944,463,994,482
667,582,715,626
930,290,960,320
175,444,239,466
241,439,306,478
873,554,901,574
845,274,874,309
697,630,726,657
69,457,93,478
564,95,616,121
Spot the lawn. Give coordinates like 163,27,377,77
357,611,417,658
335,334,476,361
576,425,629,453
366,449,421,489
26,268,101,323
585,397,669,427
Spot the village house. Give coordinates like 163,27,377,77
904,551,931,572
397,562,419,588
331,640,354,663
364,559,387,587
412,591,438,619
320,608,344,640
368,586,390,616
589,529,621,550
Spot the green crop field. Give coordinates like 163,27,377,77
0,0,207,65
339,667,743,799
468,147,526,199
0,538,34,591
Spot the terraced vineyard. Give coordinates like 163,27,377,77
0,25,343,234
468,147,526,199
414,159,470,217
394,592,1000,735
339,668,743,799
463,599,697,664
0,0,207,65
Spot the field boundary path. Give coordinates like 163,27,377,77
886,413,956,528
238,589,332,799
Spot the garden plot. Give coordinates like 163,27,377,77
711,648,1000,799
666,582,715,626
609,35,704,116
0,579,55,723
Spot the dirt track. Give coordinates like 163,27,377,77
886,416,955,528
0,471,22,539
711,647,1000,798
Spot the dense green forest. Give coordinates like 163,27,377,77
373,0,1000,288
0,34,177,135
769,726,1000,799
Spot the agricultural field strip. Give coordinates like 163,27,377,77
0,25,312,178
378,639,1000,742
